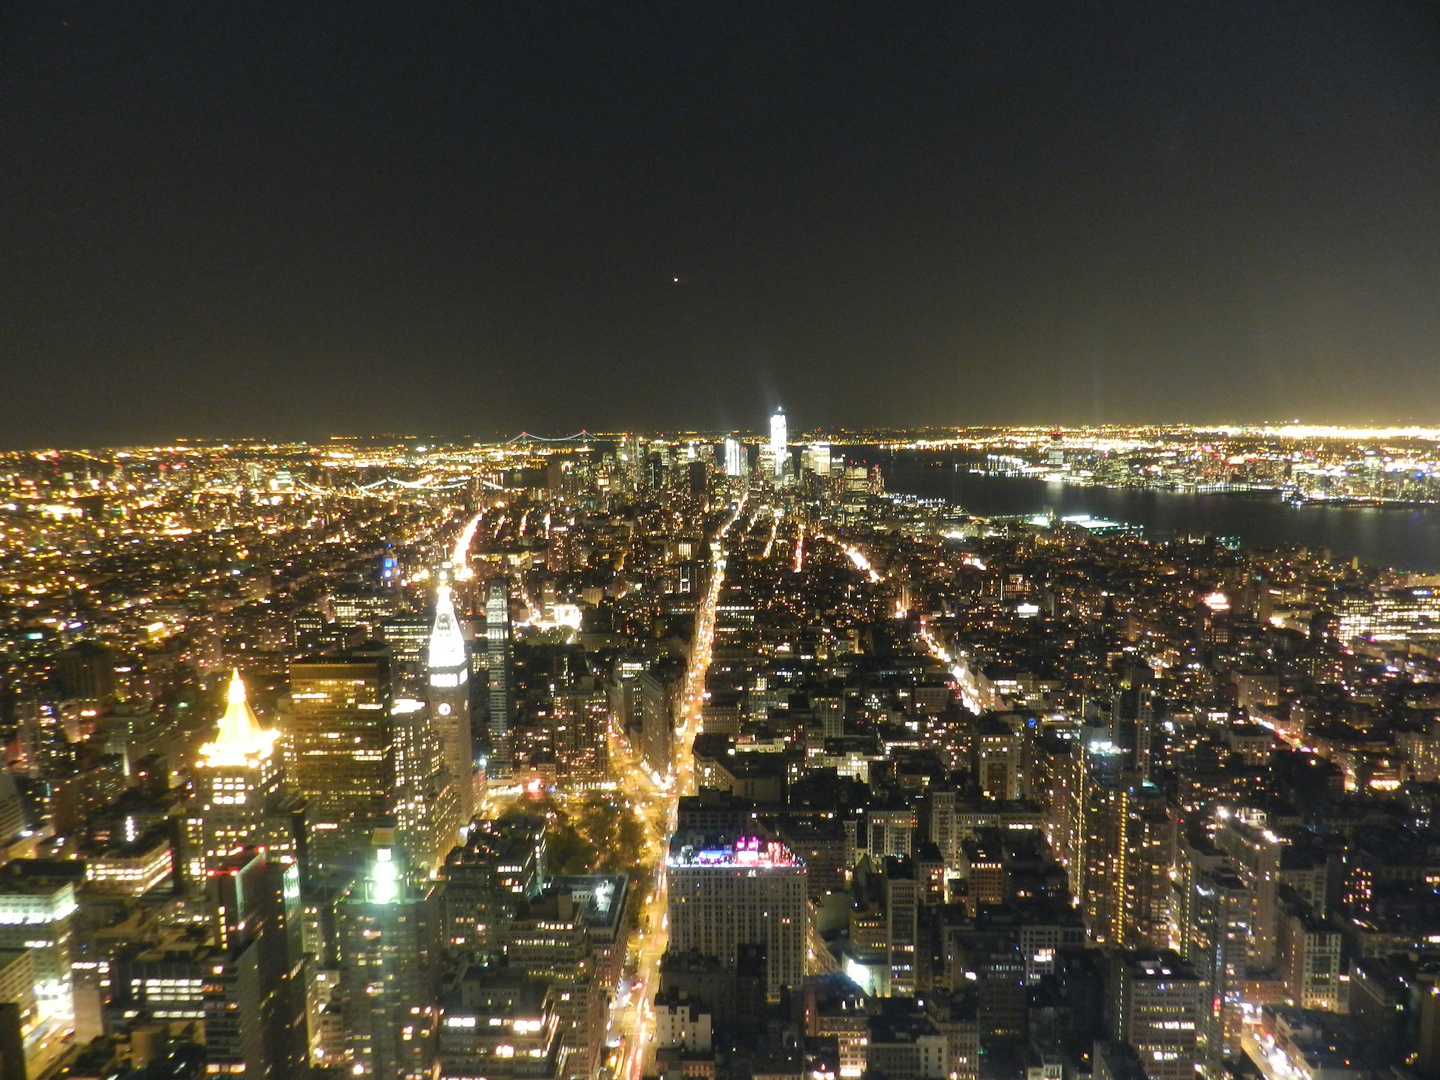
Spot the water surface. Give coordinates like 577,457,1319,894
846,448,1440,573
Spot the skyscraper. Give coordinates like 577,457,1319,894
1047,429,1065,469
1107,951,1202,1080
483,578,514,779
392,698,462,876
283,658,393,873
186,670,295,885
1213,810,1282,970
427,583,475,824
1186,863,1250,1066
769,408,788,479
667,834,807,999
379,613,433,697
438,970,564,1080
724,438,748,479
883,856,919,997
1077,741,1174,948
206,849,308,1080
551,685,611,786
338,839,443,1080
639,667,679,779
500,885,605,1078
805,441,832,478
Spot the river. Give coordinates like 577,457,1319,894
843,448,1440,574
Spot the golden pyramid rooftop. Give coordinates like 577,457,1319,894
199,669,277,767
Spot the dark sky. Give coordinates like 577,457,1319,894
2,2,1439,446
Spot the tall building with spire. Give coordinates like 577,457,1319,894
186,670,299,884
427,583,475,824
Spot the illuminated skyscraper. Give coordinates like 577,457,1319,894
1078,739,1126,942
283,659,393,873
1213,810,1282,970
380,614,433,696
667,835,807,999
427,583,475,823
1120,791,1176,948
769,407,788,478
724,438,748,479
883,856,919,997
205,849,308,1080
186,670,297,884
392,698,462,875
1078,742,1174,948
338,839,443,1080
483,578,514,778
805,441,832,477
0,877,77,1025
551,685,611,786
1184,861,1249,1066
1107,951,1202,1080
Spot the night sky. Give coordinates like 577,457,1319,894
2,2,1439,447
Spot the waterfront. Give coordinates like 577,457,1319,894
852,448,1440,573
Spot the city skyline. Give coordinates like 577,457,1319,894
2,423,1439,1080
5,5,1440,1080
15,419,1440,455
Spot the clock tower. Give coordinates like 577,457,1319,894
427,580,475,824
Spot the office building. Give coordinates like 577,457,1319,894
0,878,75,1021
667,835,807,999
438,968,564,1080
769,408,788,479
484,579,514,779
1079,749,1174,949
867,1002,949,1080
1214,811,1282,970
1108,951,1202,1080
884,856,919,998
339,841,443,1080
205,850,308,1080
1186,863,1250,1065
283,658,393,874
392,698,462,876
86,830,173,896
380,614,433,697
640,668,679,778
805,441,832,478
440,815,547,954
973,717,1024,801
551,686,610,786
724,438,749,479
499,886,604,1080
1278,906,1343,1013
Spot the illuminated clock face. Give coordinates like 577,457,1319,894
437,702,452,716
